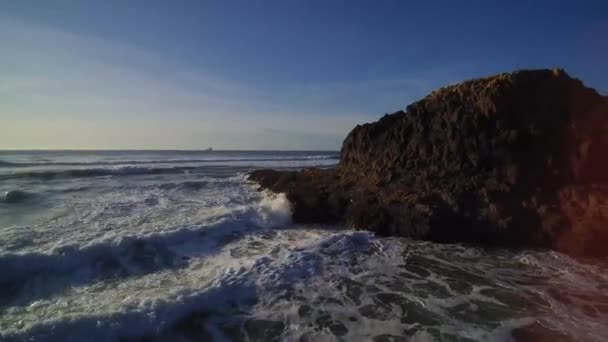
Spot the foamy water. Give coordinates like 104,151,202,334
0,151,606,341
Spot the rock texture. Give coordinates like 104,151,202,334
249,69,608,258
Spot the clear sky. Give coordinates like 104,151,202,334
1,1,607,150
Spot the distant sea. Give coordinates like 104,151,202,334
0,150,606,341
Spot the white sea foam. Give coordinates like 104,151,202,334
0,187,295,310
254,191,293,228
3,225,607,341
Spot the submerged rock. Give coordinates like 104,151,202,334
4,190,30,204
249,69,608,258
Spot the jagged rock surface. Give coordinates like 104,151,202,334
249,69,608,258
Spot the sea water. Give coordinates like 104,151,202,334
0,150,606,341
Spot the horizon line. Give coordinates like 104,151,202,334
0,148,341,152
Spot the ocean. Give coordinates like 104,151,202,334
0,150,606,341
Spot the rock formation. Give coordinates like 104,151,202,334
249,69,608,258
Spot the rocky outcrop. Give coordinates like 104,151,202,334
249,69,608,258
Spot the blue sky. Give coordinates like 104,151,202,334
1,1,607,150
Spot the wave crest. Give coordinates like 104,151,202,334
255,192,293,228
0,166,200,180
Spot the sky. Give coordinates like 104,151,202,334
1,1,607,150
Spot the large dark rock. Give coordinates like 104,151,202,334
249,69,608,258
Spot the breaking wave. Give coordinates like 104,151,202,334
3,230,607,341
0,191,293,310
0,155,338,168
0,165,226,180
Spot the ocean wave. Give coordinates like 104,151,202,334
0,191,292,309
0,161,19,167
0,161,336,181
0,155,339,168
0,230,371,341
0,165,208,180
157,180,210,191
7,229,604,342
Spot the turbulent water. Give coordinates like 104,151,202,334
0,150,606,342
